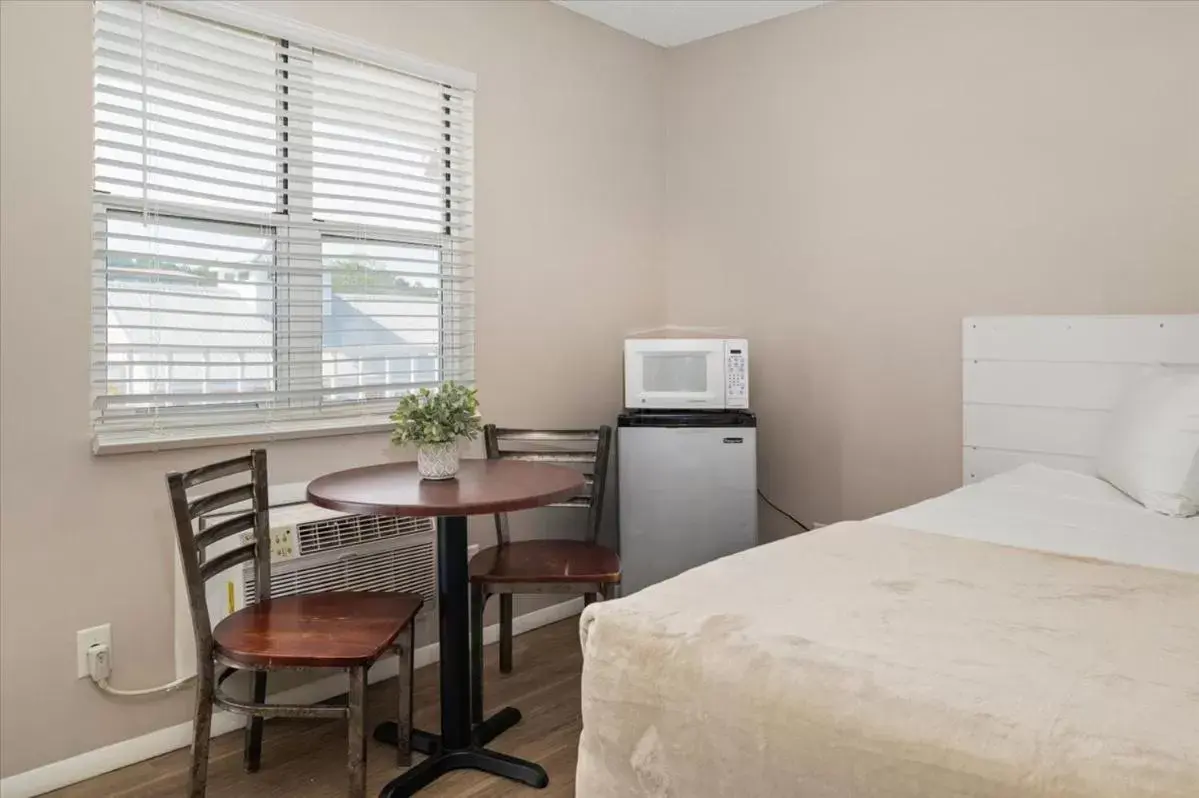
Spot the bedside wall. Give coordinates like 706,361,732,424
662,0,1199,539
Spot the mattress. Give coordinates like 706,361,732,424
877,464,1199,573
577,469,1199,798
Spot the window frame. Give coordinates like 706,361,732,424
91,1,475,455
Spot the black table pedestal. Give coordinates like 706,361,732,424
376,516,547,797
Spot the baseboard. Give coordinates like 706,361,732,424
0,598,584,798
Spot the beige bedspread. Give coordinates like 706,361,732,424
576,522,1199,797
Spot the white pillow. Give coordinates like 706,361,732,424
1097,368,1199,517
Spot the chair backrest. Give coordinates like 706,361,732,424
166,449,270,665
483,425,613,545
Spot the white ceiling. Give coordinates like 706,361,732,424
553,0,829,48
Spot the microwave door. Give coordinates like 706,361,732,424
635,349,722,408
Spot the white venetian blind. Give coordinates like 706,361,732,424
92,0,475,453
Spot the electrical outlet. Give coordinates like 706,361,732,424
77,624,111,679
270,525,299,561
467,543,480,559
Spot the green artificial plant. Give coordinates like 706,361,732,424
389,381,482,445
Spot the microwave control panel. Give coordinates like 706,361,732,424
725,340,749,407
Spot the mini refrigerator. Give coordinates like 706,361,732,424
617,409,758,595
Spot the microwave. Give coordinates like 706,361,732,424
624,338,749,410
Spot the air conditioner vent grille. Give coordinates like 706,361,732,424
246,541,436,607
295,514,432,556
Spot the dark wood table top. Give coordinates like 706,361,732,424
306,459,586,517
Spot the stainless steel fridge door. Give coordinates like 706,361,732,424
618,426,758,594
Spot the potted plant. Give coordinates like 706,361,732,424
389,381,482,480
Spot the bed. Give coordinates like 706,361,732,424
577,465,1198,797
576,316,1199,798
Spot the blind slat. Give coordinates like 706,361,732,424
94,106,474,177
94,205,477,246
97,310,472,332
97,374,476,407
96,137,470,201
93,351,465,368
96,6,473,109
96,163,472,225
95,46,475,135
94,106,473,184
98,355,473,375
95,251,472,276
98,340,472,354
94,68,472,152
98,156,472,218
96,229,467,259
94,179,474,238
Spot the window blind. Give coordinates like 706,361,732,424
92,0,475,453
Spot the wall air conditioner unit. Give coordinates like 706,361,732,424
174,496,437,680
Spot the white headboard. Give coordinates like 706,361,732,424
962,314,1199,484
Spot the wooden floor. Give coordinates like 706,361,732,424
52,619,584,798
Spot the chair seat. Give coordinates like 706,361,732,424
469,540,621,585
213,591,422,669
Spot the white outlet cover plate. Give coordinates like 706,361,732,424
77,623,112,678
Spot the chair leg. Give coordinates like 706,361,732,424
600,582,619,601
243,670,267,773
188,662,215,798
471,583,486,724
347,666,367,798
583,592,598,606
395,625,414,767
499,593,514,674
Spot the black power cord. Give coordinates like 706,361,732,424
757,489,811,532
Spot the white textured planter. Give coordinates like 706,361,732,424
417,441,460,480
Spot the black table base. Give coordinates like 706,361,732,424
375,516,548,797
373,708,547,795
378,747,547,794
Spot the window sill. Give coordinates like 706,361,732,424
91,417,394,456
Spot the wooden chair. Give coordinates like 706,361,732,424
168,449,422,798
469,425,618,722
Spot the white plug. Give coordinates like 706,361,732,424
87,643,112,684
82,638,194,697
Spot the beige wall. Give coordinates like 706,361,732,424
664,0,1199,540
0,0,664,777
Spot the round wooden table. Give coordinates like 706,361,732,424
307,459,585,797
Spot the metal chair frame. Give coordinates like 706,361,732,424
469,425,617,723
168,449,415,798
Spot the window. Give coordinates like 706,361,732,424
91,0,474,452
